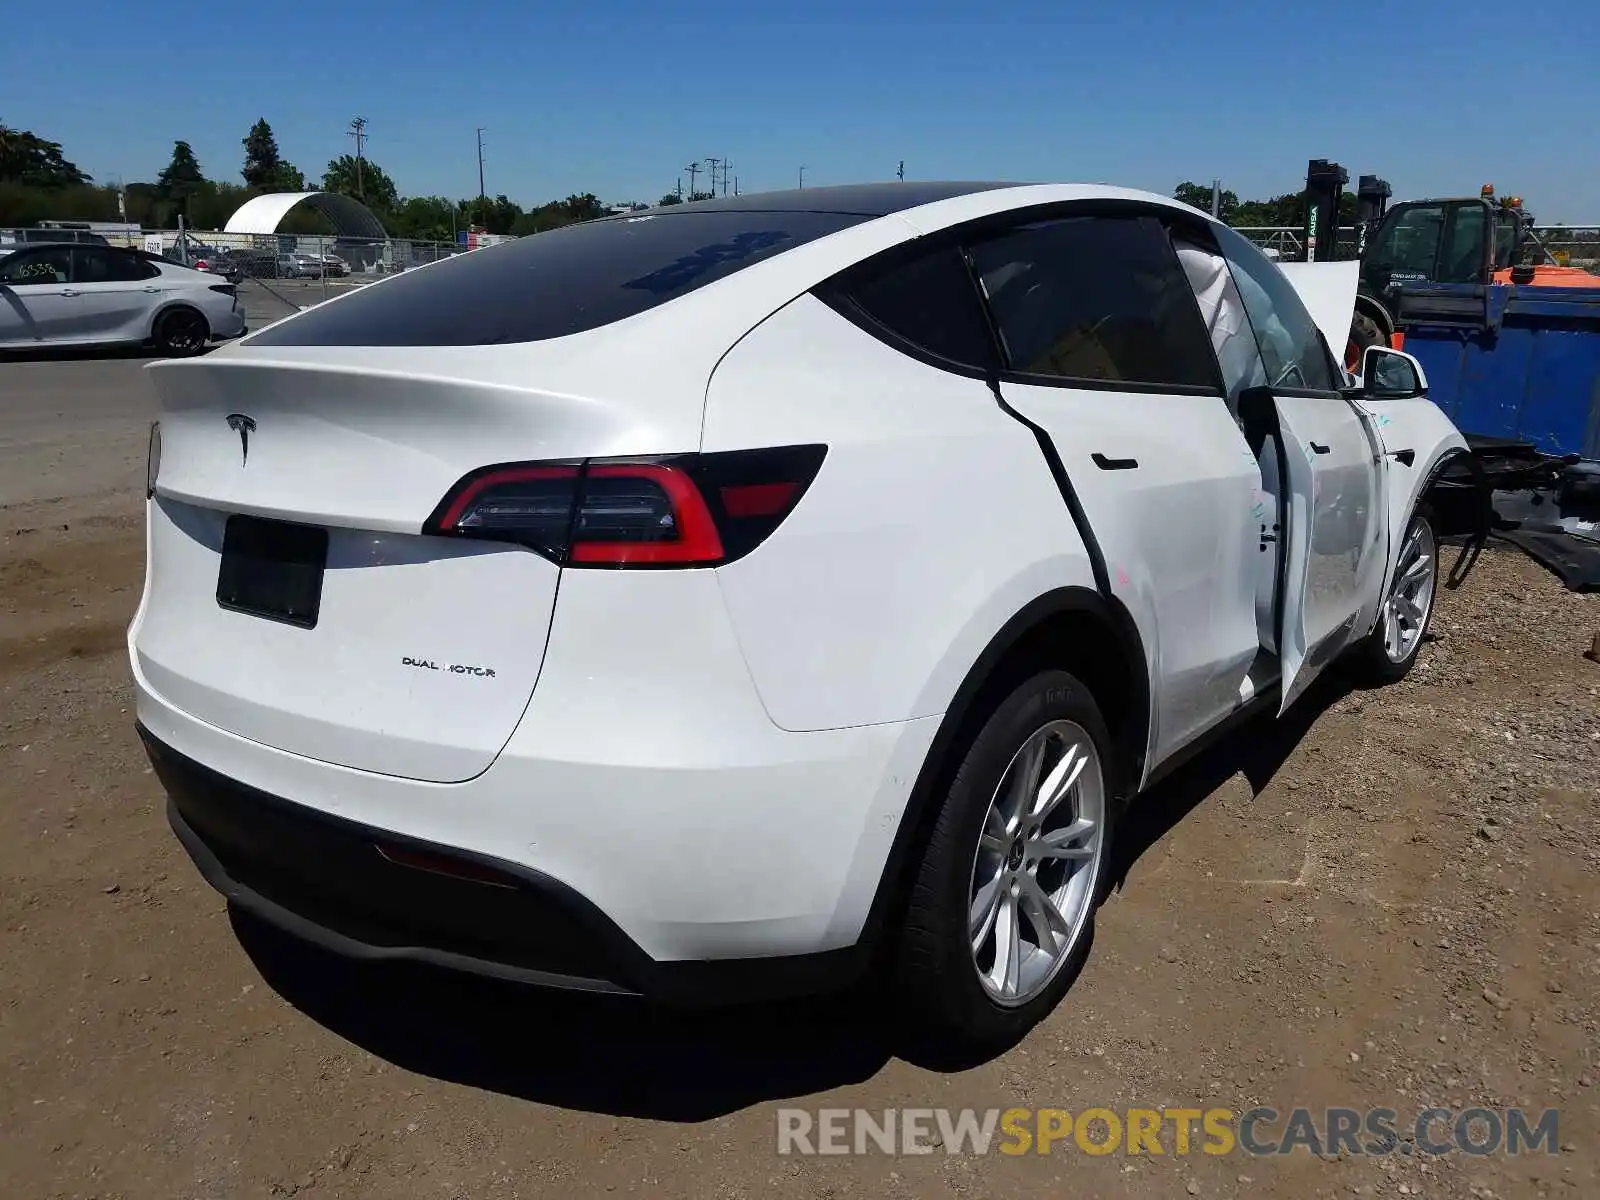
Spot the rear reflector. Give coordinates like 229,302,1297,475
424,445,826,568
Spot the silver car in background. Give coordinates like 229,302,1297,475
0,243,246,355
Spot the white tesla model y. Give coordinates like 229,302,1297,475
131,182,1467,1048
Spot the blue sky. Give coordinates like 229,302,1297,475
8,0,1599,219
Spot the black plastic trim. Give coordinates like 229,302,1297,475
142,725,868,1007
1092,453,1139,471
994,371,1224,398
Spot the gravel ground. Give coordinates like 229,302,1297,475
1,358,1596,1199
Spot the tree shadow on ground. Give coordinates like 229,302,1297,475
235,672,1353,1121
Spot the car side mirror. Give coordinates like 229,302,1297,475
1359,346,1428,400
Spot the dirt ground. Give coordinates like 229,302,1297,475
2,358,1596,1199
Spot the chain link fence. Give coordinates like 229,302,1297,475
79,228,470,326
1235,225,1600,268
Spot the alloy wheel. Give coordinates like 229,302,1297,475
968,719,1106,1007
159,309,207,354
1382,520,1437,663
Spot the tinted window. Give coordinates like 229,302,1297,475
74,246,155,283
250,210,870,347
1216,224,1338,393
1372,204,1444,282
1439,204,1485,283
824,241,998,373
1,247,72,284
968,216,1220,389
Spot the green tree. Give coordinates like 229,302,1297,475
463,192,523,235
241,118,281,188
1173,181,1240,222
0,121,91,188
557,193,606,222
657,193,682,206
390,195,459,242
322,154,397,211
157,141,205,217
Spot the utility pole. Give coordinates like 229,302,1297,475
721,159,732,196
897,160,904,182
705,158,721,198
1210,178,1221,218
685,162,700,197
476,127,487,221
676,176,683,199
733,175,739,196
798,165,806,190
347,116,368,201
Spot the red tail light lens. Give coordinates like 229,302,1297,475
424,445,826,568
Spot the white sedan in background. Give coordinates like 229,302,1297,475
0,242,246,355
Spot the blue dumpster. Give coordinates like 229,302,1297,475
1394,282,1600,459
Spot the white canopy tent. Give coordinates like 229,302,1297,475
223,192,388,241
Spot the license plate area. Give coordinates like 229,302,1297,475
216,516,328,629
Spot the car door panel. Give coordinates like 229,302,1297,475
72,247,158,342
969,213,1264,772
1215,225,1384,709
1270,393,1385,667
0,246,82,343
999,382,1263,763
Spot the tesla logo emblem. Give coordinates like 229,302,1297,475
225,413,256,464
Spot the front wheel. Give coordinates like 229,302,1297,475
153,306,209,357
1347,512,1439,684
894,669,1116,1053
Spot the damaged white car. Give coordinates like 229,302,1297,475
131,183,1468,1051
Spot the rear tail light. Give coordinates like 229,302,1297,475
424,445,826,568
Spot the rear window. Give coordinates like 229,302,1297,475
249,209,870,347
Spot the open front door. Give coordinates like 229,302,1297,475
1271,392,1382,714
1272,404,1319,713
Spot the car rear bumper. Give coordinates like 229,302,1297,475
210,310,248,339
130,565,940,1001
146,726,871,1004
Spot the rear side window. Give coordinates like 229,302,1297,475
820,241,999,374
74,246,156,282
968,216,1221,390
249,210,870,347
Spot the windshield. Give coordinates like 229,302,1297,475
248,208,871,347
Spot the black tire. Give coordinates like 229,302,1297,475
893,668,1118,1054
153,306,209,357
1345,511,1439,685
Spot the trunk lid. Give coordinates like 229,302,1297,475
134,343,708,783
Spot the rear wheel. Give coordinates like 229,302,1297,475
153,306,209,357
894,669,1116,1052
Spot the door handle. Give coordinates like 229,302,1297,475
1091,452,1139,471
60,289,79,297
143,286,161,293
1309,442,1331,455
